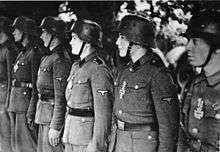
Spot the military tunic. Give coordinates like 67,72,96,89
0,40,17,152
35,44,71,152
109,51,179,152
8,42,42,152
178,72,220,152
63,51,113,152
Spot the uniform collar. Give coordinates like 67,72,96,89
21,40,37,54
79,51,97,67
51,44,64,53
206,70,220,86
128,51,152,72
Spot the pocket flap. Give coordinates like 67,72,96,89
73,77,89,84
127,81,147,90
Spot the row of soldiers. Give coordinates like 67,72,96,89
0,10,219,152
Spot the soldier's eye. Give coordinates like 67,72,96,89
192,38,198,45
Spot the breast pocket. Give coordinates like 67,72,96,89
70,77,91,104
127,81,149,101
37,66,53,88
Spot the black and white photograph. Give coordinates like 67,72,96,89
0,1,219,152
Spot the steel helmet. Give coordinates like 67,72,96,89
116,15,156,48
12,16,40,37
184,10,220,48
70,19,103,48
40,16,68,39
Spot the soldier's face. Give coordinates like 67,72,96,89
70,33,84,55
0,31,8,44
186,38,210,67
13,28,23,42
116,34,130,57
40,29,52,47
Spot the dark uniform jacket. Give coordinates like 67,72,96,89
8,41,42,119
0,40,17,108
113,51,179,152
179,72,220,152
63,51,113,151
35,44,71,131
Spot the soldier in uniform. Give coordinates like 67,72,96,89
7,16,42,152
34,16,71,152
62,19,114,152
177,10,220,152
108,15,179,152
0,16,17,152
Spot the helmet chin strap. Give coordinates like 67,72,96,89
200,46,216,68
78,42,86,58
47,35,54,49
19,33,25,44
127,42,134,57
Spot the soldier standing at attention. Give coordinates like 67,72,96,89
108,15,179,152
177,10,220,152
34,16,71,152
0,16,17,152
7,16,42,152
62,19,114,152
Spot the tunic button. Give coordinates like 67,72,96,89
129,68,133,72
151,60,156,63
134,85,139,89
21,62,25,65
23,91,27,95
148,135,152,140
114,81,117,86
81,118,85,122
192,128,199,134
43,68,46,72
118,110,122,114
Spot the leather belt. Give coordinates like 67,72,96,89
68,107,94,117
38,93,54,105
116,119,157,131
12,79,32,88
38,93,54,101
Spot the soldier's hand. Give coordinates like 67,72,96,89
48,128,60,147
27,117,35,129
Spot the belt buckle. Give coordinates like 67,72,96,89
117,120,125,130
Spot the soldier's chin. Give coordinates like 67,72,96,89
119,51,127,57
71,49,80,55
